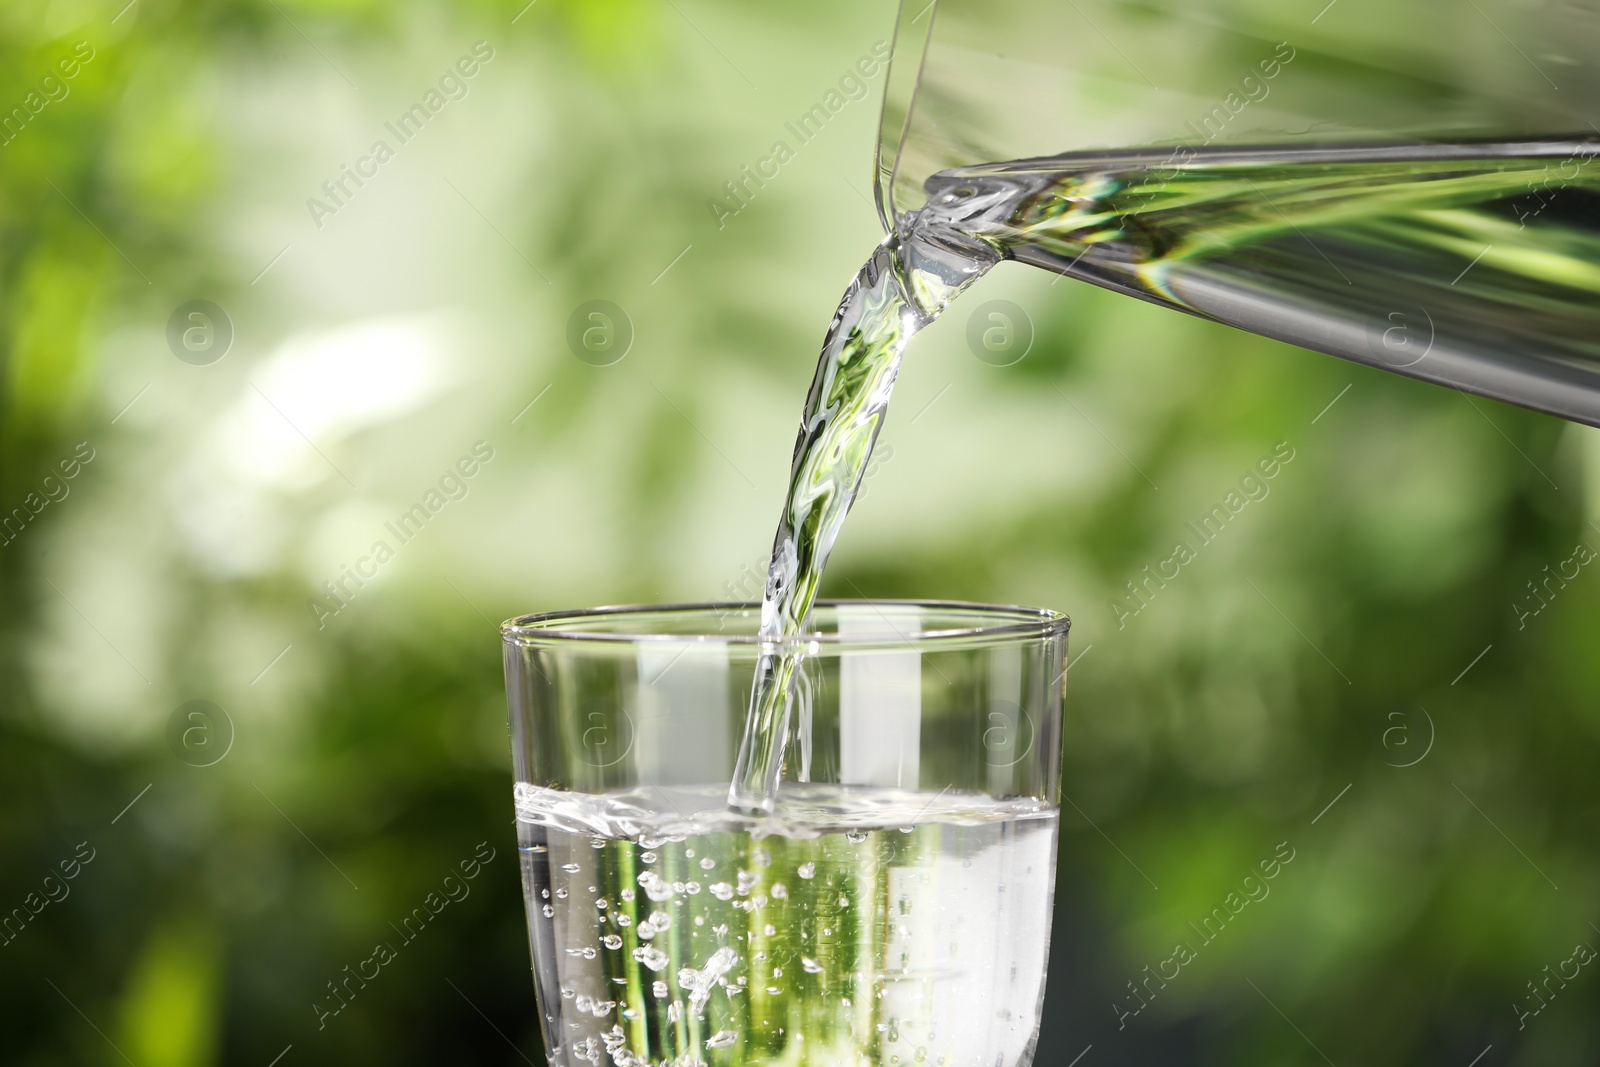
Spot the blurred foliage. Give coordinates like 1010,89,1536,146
2,0,1599,1065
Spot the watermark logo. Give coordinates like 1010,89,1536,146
1364,303,1433,370
167,300,233,365
982,700,1036,769
1380,706,1434,768
966,300,1033,366
577,702,635,769
567,300,633,366
166,700,234,767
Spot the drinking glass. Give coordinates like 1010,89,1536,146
502,600,1069,1067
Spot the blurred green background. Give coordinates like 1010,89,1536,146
2,0,1599,1064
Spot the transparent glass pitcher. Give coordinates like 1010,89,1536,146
875,0,1600,424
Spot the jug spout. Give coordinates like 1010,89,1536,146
878,1,1600,425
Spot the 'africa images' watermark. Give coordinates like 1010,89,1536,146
1114,841,1297,1030
1515,935,1597,1031
1,41,96,148
313,841,496,1030
1,841,96,949
308,441,495,629
1,441,96,548
1514,541,1594,630
707,40,890,230
306,42,496,229
1110,442,1296,629
1121,42,1298,208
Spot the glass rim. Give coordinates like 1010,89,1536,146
501,599,1069,648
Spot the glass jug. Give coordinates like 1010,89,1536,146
875,0,1600,424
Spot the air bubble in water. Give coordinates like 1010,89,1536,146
574,995,615,1017
801,957,822,973
763,924,776,936
699,857,716,870
641,852,657,864
619,888,635,902
543,905,555,918
686,881,702,894
736,870,759,895
846,831,868,844
652,980,668,998
560,863,581,873
555,888,569,899
707,1030,738,1048
797,862,816,880
632,945,670,972
752,849,771,867
679,947,739,1015
602,935,623,950
710,883,734,901
638,871,675,902
771,884,788,899
648,912,671,933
